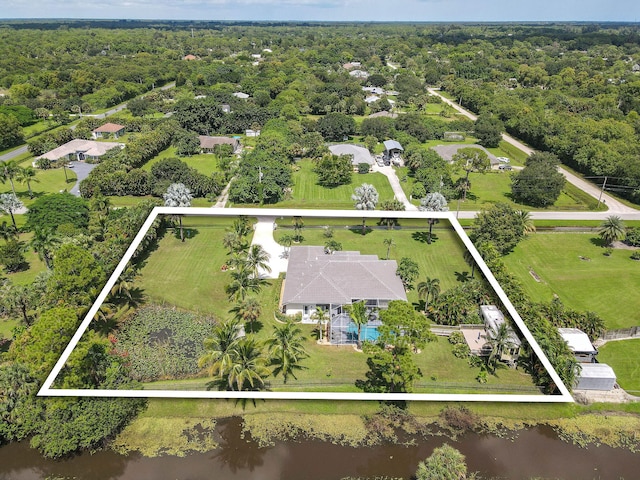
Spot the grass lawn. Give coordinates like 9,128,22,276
142,146,223,176
0,318,19,339
4,238,47,285
0,168,77,207
272,159,396,209
106,195,210,208
502,233,640,330
597,340,640,393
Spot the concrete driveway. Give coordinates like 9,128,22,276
251,216,289,279
68,161,97,196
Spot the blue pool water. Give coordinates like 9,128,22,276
346,322,380,342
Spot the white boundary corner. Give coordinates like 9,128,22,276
38,207,573,403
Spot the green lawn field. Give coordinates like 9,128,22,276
0,167,77,207
142,146,223,177
502,233,640,330
273,159,396,209
597,339,640,393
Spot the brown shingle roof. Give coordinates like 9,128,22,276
92,123,125,133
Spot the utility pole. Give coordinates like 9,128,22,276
596,176,608,210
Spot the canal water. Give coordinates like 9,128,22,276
1,417,639,480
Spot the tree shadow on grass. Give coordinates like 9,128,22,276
347,226,374,236
171,227,200,241
411,231,439,244
590,237,606,247
455,271,472,283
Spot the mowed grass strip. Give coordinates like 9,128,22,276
1,167,77,207
597,340,640,393
276,159,396,209
142,146,223,176
502,233,640,330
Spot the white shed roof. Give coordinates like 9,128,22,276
558,328,597,354
578,363,616,380
383,140,403,152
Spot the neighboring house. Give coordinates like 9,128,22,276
36,139,124,163
368,111,398,119
459,305,521,366
221,104,231,113
343,61,361,70
365,95,381,104
233,92,250,99
182,54,198,61
328,144,375,168
349,69,369,79
574,363,616,391
558,328,599,363
280,246,407,325
363,86,385,95
245,129,261,137
198,135,240,153
92,123,125,139
383,140,404,165
430,144,500,167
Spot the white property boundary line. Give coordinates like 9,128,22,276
38,207,573,403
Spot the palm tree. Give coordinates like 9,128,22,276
223,231,248,255
486,322,516,373
90,192,111,217
0,160,21,197
279,234,294,257
163,183,193,242
231,216,252,238
229,297,262,333
245,244,271,278
417,277,440,311
0,221,18,242
346,300,368,349
383,237,395,260
29,227,59,269
352,183,379,235
452,148,490,202
292,216,304,243
0,194,24,230
224,337,270,392
225,265,267,302
266,321,308,383
198,318,243,379
599,215,625,246
16,166,39,199
515,210,536,234
463,249,476,278
311,306,329,342
419,192,448,244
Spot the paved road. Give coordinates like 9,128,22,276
0,145,29,163
427,88,638,215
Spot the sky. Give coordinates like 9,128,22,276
2,0,640,22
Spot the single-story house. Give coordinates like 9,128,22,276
280,246,407,324
430,144,500,168
558,328,598,363
245,129,261,137
36,139,124,163
363,86,385,95
343,61,361,70
92,123,125,139
198,135,240,154
349,69,369,79
328,144,375,168
182,54,199,61
233,92,250,99
574,363,616,391
383,140,404,165
221,104,231,113
365,95,381,104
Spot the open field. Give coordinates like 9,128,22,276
598,340,640,394
502,233,640,330
0,167,77,207
142,146,223,176
268,159,396,209
0,318,19,339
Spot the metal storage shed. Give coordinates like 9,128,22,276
574,363,616,391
